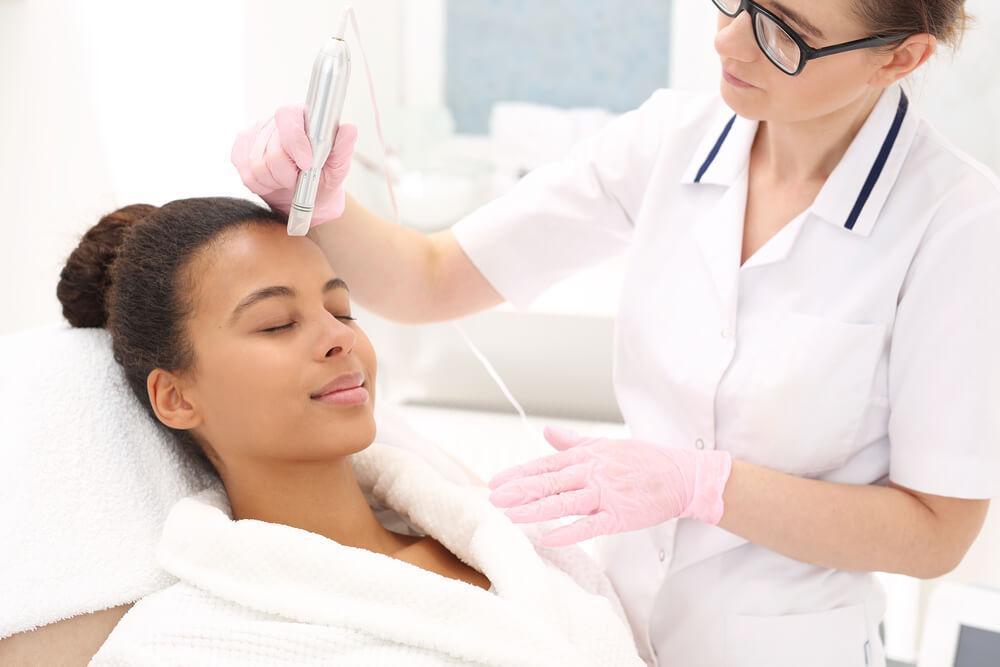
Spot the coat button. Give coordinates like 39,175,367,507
695,439,705,450
658,550,666,562
721,328,732,338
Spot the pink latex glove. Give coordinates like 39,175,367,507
488,426,733,548
230,104,359,226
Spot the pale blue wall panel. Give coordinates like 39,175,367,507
446,0,672,133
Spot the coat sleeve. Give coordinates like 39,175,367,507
888,198,1000,499
450,89,692,310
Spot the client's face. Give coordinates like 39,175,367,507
179,223,377,467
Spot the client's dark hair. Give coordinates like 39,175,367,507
56,197,286,470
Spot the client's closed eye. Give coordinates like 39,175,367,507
262,315,356,334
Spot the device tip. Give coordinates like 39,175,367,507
287,208,313,236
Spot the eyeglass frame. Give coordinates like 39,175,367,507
712,0,908,76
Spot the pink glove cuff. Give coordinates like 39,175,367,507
682,450,733,526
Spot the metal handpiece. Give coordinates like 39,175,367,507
287,36,351,236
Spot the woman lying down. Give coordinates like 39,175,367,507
55,198,644,666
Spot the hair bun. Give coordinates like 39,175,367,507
57,204,158,328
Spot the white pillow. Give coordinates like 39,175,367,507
0,325,217,637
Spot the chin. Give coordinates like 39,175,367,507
344,410,378,449
720,84,768,121
309,416,378,459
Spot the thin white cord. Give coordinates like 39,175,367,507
452,323,536,431
334,6,350,40
343,7,400,225
344,10,540,445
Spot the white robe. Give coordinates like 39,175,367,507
90,442,645,666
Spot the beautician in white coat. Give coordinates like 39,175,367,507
231,1,1000,664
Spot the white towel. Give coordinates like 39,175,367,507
90,442,642,666
0,325,218,638
0,325,497,638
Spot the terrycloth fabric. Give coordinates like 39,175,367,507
0,325,218,638
0,324,495,638
90,442,643,666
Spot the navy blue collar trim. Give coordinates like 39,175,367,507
694,114,737,184
844,90,910,231
693,90,911,234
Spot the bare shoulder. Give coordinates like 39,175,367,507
0,604,132,666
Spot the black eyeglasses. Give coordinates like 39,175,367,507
711,0,906,76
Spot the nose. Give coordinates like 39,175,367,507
317,311,356,359
714,10,758,64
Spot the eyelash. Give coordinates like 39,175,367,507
263,316,357,334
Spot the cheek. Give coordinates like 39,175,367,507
200,339,301,429
354,329,378,386
767,55,878,121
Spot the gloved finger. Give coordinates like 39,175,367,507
263,119,302,190
311,189,347,226
487,447,588,490
274,104,313,171
248,118,283,192
320,123,359,184
538,511,616,548
543,425,589,451
504,487,600,524
489,463,591,507
231,120,265,190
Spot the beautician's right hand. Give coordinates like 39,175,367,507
231,104,359,226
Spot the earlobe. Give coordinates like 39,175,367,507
146,369,202,430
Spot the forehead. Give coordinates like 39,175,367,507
187,224,338,322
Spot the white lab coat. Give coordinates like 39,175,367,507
451,82,1000,666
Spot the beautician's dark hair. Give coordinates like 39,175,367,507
854,0,971,48
57,197,286,471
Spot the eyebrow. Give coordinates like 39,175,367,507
228,277,349,325
771,2,826,40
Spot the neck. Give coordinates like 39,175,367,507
753,87,885,185
220,450,406,556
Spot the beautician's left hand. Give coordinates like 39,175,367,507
488,427,733,547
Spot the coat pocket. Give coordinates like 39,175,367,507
717,311,888,475
724,602,883,667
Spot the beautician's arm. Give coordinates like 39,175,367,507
0,604,131,666
307,195,503,324
718,462,990,578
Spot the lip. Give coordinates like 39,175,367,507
723,69,756,89
310,371,365,399
313,385,369,406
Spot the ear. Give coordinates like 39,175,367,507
147,368,203,431
870,33,937,87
